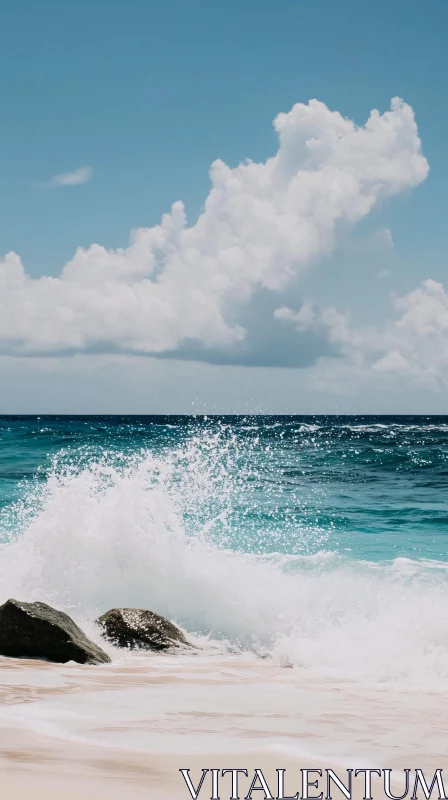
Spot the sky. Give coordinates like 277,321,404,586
1,0,448,413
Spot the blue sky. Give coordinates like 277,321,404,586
0,0,447,412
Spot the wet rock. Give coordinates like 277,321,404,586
96,608,190,651
0,599,111,665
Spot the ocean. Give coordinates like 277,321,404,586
0,415,448,787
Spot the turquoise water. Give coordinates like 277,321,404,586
1,415,447,561
1,414,448,685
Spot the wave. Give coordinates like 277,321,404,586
0,440,448,689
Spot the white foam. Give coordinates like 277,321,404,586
1,443,448,689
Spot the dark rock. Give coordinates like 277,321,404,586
96,608,190,652
0,599,111,665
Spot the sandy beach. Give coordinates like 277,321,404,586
0,651,447,799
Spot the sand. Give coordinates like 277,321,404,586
0,652,447,799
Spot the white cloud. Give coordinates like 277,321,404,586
372,350,410,373
394,278,448,336
373,279,448,381
44,166,93,187
277,279,448,387
2,97,427,357
274,303,359,346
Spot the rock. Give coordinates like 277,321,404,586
0,599,111,665
96,608,190,652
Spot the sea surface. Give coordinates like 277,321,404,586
0,415,448,771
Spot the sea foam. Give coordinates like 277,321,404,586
0,434,448,690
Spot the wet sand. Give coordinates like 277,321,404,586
0,652,447,798
0,753,401,800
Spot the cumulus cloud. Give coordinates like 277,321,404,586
274,303,361,347
373,279,448,382
44,166,93,187
372,350,410,373
276,279,448,386
2,97,427,359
